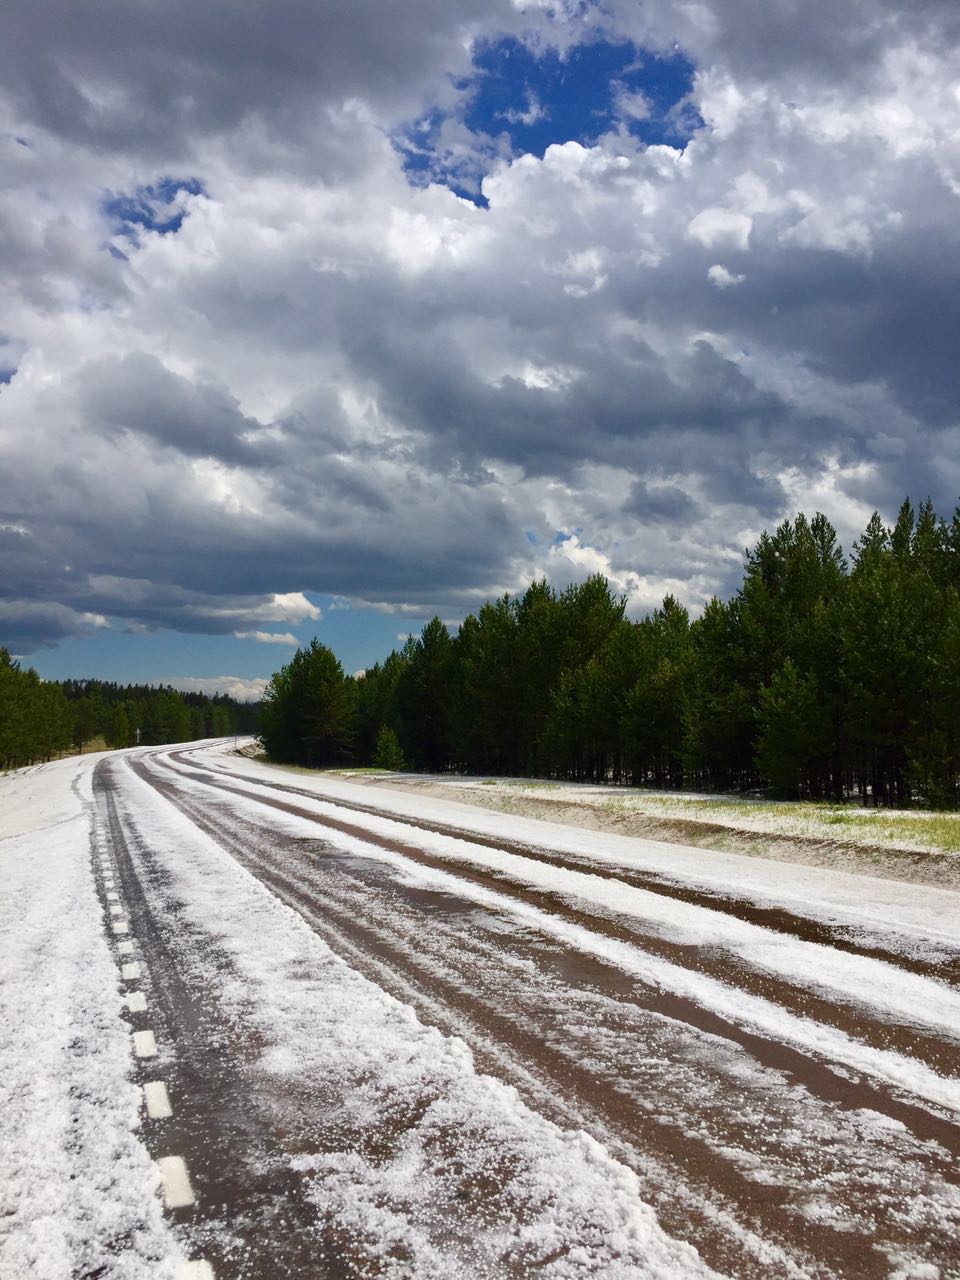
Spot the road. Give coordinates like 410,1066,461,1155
88,742,960,1278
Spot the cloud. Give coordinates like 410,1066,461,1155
234,630,299,645
2,0,960,658
162,675,268,702
0,600,110,651
707,264,745,289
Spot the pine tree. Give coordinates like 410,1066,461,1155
373,725,407,770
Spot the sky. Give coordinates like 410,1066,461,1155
3,0,960,700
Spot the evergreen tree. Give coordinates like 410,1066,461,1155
260,639,354,766
756,660,830,798
373,724,407,770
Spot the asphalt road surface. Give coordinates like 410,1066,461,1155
86,743,960,1279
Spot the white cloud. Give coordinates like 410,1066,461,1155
707,264,745,288
207,595,321,625
233,630,299,645
687,207,753,249
501,91,545,126
163,675,269,702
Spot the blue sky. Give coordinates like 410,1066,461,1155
103,177,206,239
3,0,960,700
399,36,697,202
27,597,430,695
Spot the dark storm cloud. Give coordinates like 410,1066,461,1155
74,354,279,465
622,482,700,524
342,301,791,486
0,599,106,652
616,0,960,86
0,0,528,164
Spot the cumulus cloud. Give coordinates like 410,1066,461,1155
2,0,960,654
707,264,745,289
234,630,299,645
162,675,269,702
0,600,110,652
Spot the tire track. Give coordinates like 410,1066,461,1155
135,753,960,1280
95,760,360,1280
170,751,960,985
155,756,960,1092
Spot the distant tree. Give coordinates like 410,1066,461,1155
621,596,692,786
108,703,130,749
756,660,830,798
395,617,455,771
373,724,407,771
684,597,755,789
255,497,960,808
260,639,355,766
72,695,99,750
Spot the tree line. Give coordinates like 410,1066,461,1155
0,659,259,770
261,498,960,807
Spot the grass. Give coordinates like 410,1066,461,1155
253,755,960,857
59,735,109,758
592,791,960,854
333,767,396,776
256,758,398,778
462,778,960,855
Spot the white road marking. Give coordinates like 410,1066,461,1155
121,961,141,980
109,905,123,916
179,1261,215,1279
126,991,148,1013
112,920,129,934
107,891,120,902
117,939,135,955
133,1029,157,1058
144,1080,173,1119
157,1155,195,1209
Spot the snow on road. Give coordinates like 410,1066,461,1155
198,745,960,958
0,754,180,1280
111,751,717,1278
161,754,960,1053
3,740,960,1278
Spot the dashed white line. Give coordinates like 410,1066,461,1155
107,891,120,902
126,990,148,1013
143,1080,173,1119
117,939,135,955
133,1029,158,1058
156,1155,195,1209
121,961,141,980
110,904,124,917
112,920,129,934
